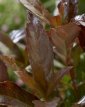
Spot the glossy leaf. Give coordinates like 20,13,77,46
26,13,53,93
0,81,38,106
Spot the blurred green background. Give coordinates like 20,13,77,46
0,0,55,33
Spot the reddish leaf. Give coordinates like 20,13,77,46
49,15,62,27
0,59,9,82
26,13,53,93
58,0,78,23
48,23,81,63
48,28,66,63
0,81,38,106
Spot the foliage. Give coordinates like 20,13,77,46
0,0,85,107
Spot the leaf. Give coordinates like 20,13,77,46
73,14,85,51
0,55,42,98
49,15,62,27
33,97,60,107
0,59,9,82
48,23,81,63
0,31,25,64
0,81,38,106
48,28,66,63
58,0,78,23
47,66,73,97
19,0,50,24
10,29,25,43
26,13,53,93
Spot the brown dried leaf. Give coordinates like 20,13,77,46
26,13,53,92
0,81,38,106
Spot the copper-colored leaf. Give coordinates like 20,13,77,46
48,23,81,63
58,0,78,23
49,15,62,27
33,97,60,107
0,59,9,82
47,66,73,97
48,28,66,63
26,13,53,92
0,81,38,106
56,23,81,46
19,0,50,24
